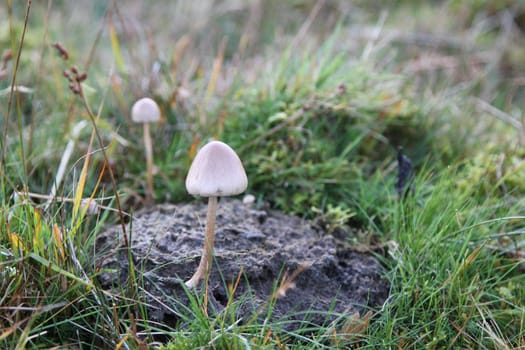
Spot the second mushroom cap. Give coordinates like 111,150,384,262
131,97,161,123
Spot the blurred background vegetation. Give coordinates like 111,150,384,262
2,0,524,218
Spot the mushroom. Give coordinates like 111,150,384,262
184,140,248,288
131,97,161,205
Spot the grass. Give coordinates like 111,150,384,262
1,0,525,348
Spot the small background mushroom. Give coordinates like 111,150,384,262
131,97,161,205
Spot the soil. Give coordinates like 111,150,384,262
95,199,389,330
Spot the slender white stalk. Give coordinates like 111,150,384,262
185,196,218,288
143,122,154,204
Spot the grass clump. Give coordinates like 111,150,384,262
366,167,525,348
222,45,424,223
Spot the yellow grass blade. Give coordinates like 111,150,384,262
109,22,125,72
171,34,191,82
205,37,226,102
52,224,65,261
8,231,26,255
0,317,30,341
31,208,46,255
72,127,95,224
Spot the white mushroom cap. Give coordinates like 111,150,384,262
131,97,161,123
186,140,248,197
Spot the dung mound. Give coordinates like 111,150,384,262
95,199,389,328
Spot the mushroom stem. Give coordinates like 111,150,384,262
185,196,218,288
143,122,154,205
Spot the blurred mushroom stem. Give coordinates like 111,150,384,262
143,122,154,205
185,196,218,288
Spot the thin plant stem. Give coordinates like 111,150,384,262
27,0,53,170
2,0,31,184
78,89,128,246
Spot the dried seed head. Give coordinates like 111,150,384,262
53,42,69,60
77,72,87,82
